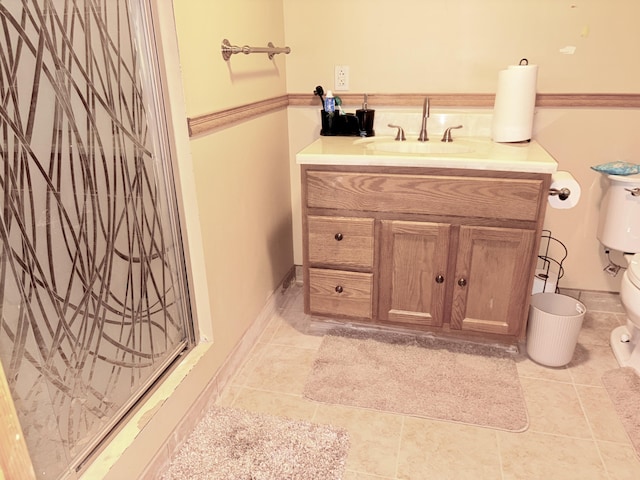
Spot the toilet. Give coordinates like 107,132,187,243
597,174,640,371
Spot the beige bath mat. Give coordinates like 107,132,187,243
161,406,349,480
304,329,529,432
602,367,640,458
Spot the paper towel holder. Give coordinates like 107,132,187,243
549,187,571,201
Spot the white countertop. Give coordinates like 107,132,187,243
296,135,558,174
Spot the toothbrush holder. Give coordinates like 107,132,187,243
320,110,360,136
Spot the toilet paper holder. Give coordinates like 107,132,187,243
549,187,571,201
533,230,567,294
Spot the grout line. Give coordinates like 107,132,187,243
518,373,573,384
495,430,506,480
343,469,392,479
231,385,309,399
223,286,629,478
525,427,605,442
393,416,406,480
572,381,613,480
267,339,322,348
310,401,319,424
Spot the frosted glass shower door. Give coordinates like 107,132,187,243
0,1,193,477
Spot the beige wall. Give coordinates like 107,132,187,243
176,0,288,113
87,0,638,476
284,0,640,292
535,108,640,292
172,0,293,364
283,0,640,94
187,115,293,367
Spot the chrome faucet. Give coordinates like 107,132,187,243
441,125,463,142
388,124,406,141
418,97,430,142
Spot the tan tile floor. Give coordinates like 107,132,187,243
217,285,640,479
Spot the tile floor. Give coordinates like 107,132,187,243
216,284,640,479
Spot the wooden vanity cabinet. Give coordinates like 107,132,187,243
301,164,550,343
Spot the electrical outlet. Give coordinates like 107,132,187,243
334,65,349,91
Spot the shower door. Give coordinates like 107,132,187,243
0,1,194,478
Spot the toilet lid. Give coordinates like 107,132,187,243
628,254,640,288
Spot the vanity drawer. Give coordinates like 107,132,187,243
308,268,373,319
306,171,544,221
308,216,374,269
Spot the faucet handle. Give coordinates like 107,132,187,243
441,125,463,142
388,124,406,141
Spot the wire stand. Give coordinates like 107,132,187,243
535,230,567,293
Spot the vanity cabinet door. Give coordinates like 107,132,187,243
378,220,451,327
450,225,536,336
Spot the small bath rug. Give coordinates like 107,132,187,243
161,406,349,480
303,329,529,432
602,367,640,458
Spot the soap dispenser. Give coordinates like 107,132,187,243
356,94,375,137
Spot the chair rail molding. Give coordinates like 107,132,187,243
187,93,640,137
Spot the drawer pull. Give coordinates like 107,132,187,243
334,233,344,241
335,285,344,293
458,278,467,287
435,274,444,284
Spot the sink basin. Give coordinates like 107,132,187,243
370,141,473,155
356,137,474,155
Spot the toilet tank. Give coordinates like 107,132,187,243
598,174,640,253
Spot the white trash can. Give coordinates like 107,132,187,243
526,293,586,367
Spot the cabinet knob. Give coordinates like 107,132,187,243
334,233,344,241
457,278,467,287
435,274,444,284
335,285,344,293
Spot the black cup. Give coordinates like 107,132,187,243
356,109,375,137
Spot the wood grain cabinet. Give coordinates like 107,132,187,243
378,220,450,328
301,165,550,343
306,216,375,319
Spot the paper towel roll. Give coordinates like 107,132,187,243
491,63,538,142
549,170,581,209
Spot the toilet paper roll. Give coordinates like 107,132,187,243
532,268,558,294
491,63,538,143
549,170,581,209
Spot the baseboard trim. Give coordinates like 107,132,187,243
140,266,297,478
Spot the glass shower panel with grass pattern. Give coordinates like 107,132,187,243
0,1,193,477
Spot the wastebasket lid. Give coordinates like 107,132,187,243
628,254,640,288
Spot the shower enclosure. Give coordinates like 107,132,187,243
0,1,194,478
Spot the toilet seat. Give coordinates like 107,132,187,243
627,254,640,289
